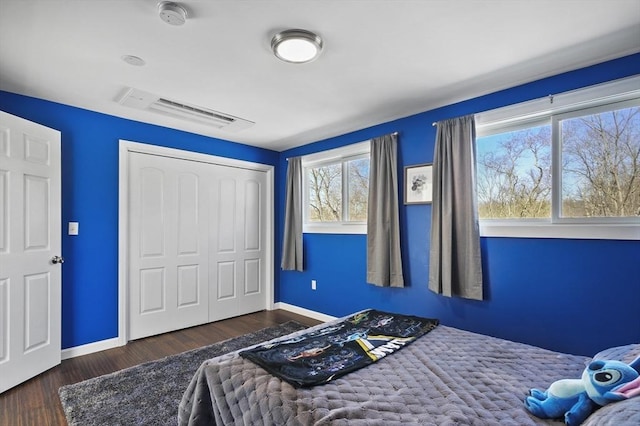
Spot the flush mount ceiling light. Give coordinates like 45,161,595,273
271,29,323,64
121,55,146,66
158,1,187,26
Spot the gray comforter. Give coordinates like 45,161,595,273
178,321,640,425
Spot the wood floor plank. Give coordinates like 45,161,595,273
0,310,320,426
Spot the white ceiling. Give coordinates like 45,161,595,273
1,0,639,151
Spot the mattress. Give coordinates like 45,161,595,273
178,314,640,425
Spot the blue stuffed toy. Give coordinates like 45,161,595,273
525,356,640,425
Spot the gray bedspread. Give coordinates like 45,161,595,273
178,320,640,425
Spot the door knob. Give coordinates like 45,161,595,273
51,255,64,264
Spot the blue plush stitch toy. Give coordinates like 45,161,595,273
524,356,640,425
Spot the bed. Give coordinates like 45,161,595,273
178,310,640,425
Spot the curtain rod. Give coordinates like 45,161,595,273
285,132,398,160
371,131,399,138
431,93,561,127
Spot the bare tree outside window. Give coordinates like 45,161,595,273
348,158,369,221
306,157,369,223
561,106,640,218
477,125,552,219
477,103,640,221
308,164,342,221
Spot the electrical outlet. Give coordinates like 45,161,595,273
311,280,317,290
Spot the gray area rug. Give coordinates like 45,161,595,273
59,321,306,426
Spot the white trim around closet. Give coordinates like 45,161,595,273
117,140,275,346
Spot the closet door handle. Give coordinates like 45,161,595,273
51,255,64,265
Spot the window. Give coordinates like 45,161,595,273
302,141,370,234
477,123,551,219
475,75,640,240
556,101,640,220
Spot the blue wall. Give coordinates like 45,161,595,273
277,53,640,357
0,93,279,349
2,53,638,355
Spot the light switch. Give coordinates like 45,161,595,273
68,222,79,236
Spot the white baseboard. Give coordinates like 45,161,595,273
61,337,124,360
273,302,337,323
61,305,332,360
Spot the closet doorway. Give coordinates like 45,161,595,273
119,141,273,341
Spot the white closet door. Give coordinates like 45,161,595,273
127,150,268,340
209,167,267,322
0,111,61,393
128,152,209,340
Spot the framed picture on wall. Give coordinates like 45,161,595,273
404,163,433,204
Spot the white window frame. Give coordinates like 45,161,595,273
475,75,640,241
302,141,370,234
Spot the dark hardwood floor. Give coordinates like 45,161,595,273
0,310,320,426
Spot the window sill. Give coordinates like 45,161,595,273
479,222,640,240
303,223,367,235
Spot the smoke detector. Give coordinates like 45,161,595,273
158,2,187,26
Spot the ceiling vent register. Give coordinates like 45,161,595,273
116,88,254,132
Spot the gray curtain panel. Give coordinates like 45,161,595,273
429,116,483,300
367,133,405,287
281,157,303,271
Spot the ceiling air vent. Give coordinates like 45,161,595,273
116,88,254,132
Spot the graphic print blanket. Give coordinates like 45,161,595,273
239,309,439,387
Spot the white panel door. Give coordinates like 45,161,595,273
128,153,209,340
209,167,267,322
0,111,61,394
